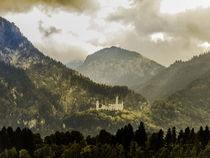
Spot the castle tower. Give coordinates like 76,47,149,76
116,96,119,105
96,100,99,110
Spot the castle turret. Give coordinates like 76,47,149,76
116,96,119,105
96,100,99,110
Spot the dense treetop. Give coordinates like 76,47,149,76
0,122,209,158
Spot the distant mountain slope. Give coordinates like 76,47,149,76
66,59,83,70
148,71,210,130
167,70,210,126
77,46,165,87
0,17,148,135
136,53,210,101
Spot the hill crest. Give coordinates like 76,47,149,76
77,46,165,87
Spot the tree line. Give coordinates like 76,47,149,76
0,122,209,158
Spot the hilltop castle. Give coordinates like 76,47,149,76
96,96,123,111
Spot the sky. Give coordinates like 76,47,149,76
1,0,210,66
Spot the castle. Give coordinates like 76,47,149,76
96,96,124,111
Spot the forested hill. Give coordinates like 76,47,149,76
143,67,210,131
136,52,210,101
0,61,60,130
0,17,148,135
165,70,210,128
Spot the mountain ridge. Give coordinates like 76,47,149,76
2,16,210,136
136,52,210,101
77,46,165,87
0,16,149,135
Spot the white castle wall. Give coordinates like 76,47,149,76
96,96,124,111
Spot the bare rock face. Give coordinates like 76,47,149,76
0,17,44,69
77,46,165,87
0,17,24,48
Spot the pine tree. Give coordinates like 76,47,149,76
198,126,205,148
97,129,114,144
149,129,164,151
115,124,134,151
165,128,172,146
158,129,164,148
178,129,184,144
184,127,190,144
203,126,210,147
190,128,195,144
134,122,147,147
172,127,176,144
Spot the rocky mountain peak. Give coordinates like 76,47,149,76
0,17,27,49
77,47,165,87
0,17,43,69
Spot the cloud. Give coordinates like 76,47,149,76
0,0,98,13
38,21,61,38
3,0,210,66
36,41,87,64
105,0,210,66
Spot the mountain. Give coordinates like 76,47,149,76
0,61,61,132
136,53,210,101
2,16,210,136
76,46,165,87
136,62,210,131
166,70,210,128
66,59,83,70
147,70,210,131
0,17,149,135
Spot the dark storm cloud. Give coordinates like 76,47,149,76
38,21,61,38
106,0,210,66
0,0,98,13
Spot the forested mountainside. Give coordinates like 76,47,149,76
136,52,210,101
0,61,60,131
0,17,148,135
1,16,210,137
77,46,164,88
165,70,210,129
142,67,210,131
